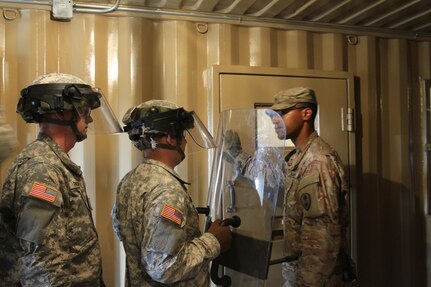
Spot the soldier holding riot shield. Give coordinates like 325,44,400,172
112,100,232,287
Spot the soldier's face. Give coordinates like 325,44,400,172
176,134,187,163
276,108,305,140
75,111,93,138
271,116,286,140
165,134,187,165
181,132,187,149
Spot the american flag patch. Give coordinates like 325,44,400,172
161,204,184,226
29,181,57,203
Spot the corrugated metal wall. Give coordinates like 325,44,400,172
1,7,431,287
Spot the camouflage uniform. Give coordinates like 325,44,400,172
112,158,220,287
0,107,15,163
282,132,350,287
0,133,104,287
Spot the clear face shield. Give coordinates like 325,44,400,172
185,111,216,153
122,106,215,153
72,88,123,134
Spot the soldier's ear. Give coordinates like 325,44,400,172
302,107,313,121
166,134,176,145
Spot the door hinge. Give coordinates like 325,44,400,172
341,107,354,132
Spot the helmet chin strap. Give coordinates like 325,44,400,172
70,122,87,142
151,135,185,162
70,110,87,142
42,110,86,142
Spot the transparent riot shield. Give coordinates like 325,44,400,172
207,109,286,286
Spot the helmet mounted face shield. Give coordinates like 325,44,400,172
17,83,122,134
187,111,216,149
123,106,216,151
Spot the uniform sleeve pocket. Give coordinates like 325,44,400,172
146,217,186,255
16,198,59,244
298,174,323,218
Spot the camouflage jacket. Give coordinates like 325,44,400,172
112,158,220,287
0,107,15,163
283,132,350,287
0,133,104,287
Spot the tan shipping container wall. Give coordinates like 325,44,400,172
0,8,431,287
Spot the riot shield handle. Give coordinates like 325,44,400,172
220,215,241,228
210,215,241,287
269,251,302,265
211,256,231,287
226,181,236,213
196,206,210,216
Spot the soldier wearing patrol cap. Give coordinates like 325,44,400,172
111,99,232,287
269,87,358,287
0,72,122,286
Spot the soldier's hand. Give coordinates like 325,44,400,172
208,219,232,253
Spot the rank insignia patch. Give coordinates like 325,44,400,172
161,204,184,226
29,182,57,203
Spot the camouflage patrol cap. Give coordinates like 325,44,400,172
270,87,317,110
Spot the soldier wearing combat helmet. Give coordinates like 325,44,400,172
269,87,358,286
112,100,232,286
0,72,122,286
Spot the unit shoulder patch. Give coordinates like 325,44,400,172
29,181,58,203
160,204,184,226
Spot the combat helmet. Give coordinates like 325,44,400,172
17,73,122,141
123,100,215,157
